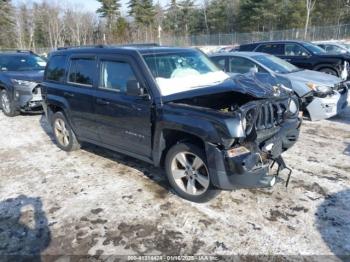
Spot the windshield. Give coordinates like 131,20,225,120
143,50,229,96
253,54,300,74
302,43,326,55
0,55,47,71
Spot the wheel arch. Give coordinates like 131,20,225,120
156,129,206,168
313,64,340,76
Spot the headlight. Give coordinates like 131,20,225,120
242,108,256,136
11,79,34,87
306,83,332,93
288,99,298,115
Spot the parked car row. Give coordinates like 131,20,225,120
0,42,347,202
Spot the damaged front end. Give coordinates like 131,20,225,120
304,81,349,121
164,73,302,190
205,93,301,190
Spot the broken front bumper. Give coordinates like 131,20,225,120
14,84,43,112
206,117,302,190
306,87,348,121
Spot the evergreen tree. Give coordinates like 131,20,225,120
96,0,121,32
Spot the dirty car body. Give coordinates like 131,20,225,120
0,51,45,116
210,52,349,121
42,46,301,202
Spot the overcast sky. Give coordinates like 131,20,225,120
13,0,169,15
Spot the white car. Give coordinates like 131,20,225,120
210,52,349,121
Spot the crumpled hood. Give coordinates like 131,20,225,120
287,69,342,87
162,72,291,103
1,70,44,82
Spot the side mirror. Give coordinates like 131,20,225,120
126,80,150,99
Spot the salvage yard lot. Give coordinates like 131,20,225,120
0,102,350,258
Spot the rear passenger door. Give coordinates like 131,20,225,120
65,55,99,141
94,55,153,158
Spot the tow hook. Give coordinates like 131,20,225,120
271,156,293,187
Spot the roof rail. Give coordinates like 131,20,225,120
0,49,34,53
17,50,34,53
55,43,160,51
118,43,160,47
57,45,106,50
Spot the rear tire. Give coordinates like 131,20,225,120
165,142,220,203
51,111,80,152
319,68,338,77
0,90,20,117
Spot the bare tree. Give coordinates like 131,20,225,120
304,0,317,39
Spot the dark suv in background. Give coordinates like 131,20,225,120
42,45,301,202
238,40,350,79
0,51,46,117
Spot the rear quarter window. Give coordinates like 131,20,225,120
68,58,95,86
256,44,283,55
239,44,258,51
45,55,67,82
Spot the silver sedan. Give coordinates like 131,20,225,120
210,52,349,121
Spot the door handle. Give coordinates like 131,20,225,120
64,92,75,98
96,98,110,105
285,59,292,62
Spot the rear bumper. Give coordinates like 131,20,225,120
206,117,301,190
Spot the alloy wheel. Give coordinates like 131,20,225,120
170,152,210,196
54,118,70,147
1,92,11,114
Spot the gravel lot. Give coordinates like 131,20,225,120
0,101,349,260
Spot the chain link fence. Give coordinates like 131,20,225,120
161,24,350,46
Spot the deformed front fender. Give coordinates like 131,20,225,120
152,104,245,166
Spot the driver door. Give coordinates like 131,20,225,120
93,55,153,158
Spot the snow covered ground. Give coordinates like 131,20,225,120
0,99,349,260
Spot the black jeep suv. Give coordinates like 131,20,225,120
0,51,46,117
238,40,350,79
42,46,301,202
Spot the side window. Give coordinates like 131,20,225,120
284,44,310,56
99,60,137,93
256,44,283,55
211,57,226,71
68,58,95,86
326,45,342,53
229,57,260,74
46,55,66,82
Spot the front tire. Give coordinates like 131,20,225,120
51,111,80,152
0,90,20,117
165,142,220,202
319,67,338,77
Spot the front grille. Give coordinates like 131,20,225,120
255,101,286,131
